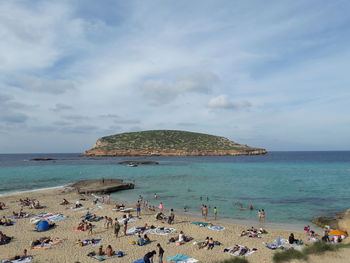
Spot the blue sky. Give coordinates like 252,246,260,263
0,0,350,153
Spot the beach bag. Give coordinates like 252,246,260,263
117,251,124,257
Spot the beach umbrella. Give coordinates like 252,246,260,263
328,230,347,236
36,220,50,232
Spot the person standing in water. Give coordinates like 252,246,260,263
203,205,208,220
158,202,164,211
154,193,158,199
213,207,217,220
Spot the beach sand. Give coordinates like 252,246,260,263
0,187,347,263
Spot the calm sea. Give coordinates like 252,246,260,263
0,152,349,226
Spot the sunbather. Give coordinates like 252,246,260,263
106,245,115,257
8,249,28,260
60,199,70,205
98,245,104,256
225,245,240,254
137,234,145,246
156,212,166,220
208,238,215,250
0,202,5,210
144,234,150,243
0,216,12,226
0,231,12,245
199,237,209,249
239,246,249,256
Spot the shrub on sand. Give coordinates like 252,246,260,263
272,249,307,263
303,242,337,255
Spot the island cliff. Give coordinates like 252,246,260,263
83,130,267,156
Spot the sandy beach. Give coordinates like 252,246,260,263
0,187,348,263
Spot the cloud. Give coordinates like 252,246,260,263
50,103,73,112
63,114,90,121
13,76,75,94
0,112,28,123
142,72,219,105
207,95,252,110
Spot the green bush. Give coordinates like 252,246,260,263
272,249,307,263
303,242,337,255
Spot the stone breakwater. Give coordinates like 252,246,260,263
83,149,267,156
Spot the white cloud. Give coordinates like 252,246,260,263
142,72,219,105
13,76,75,94
208,95,251,110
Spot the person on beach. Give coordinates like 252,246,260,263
199,237,209,249
249,204,254,210
0,202,5,210
107,195,111,204
7,249,28,261
106,245,114,257
258,210,262,220
213,207,217,220
136,201,141,217
123,217,128,236
158,202,164,211
261,209,265,220
203,205,208,220
168,209,175,224
60,199,69,205
87,223,93,235
98,245,104,256
157,243,164,263
137,234,145,246
200,204,204,217
208,237,215,250
106,217,113,229
154,193,157,199
143,250,156,263
114,218,120,238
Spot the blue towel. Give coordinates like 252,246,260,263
166,254,190,262
133,259,145,263
191,222,208,226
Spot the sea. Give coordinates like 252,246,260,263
1,151,349,228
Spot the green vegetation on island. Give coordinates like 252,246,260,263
84,130,267,156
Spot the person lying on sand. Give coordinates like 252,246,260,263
225,245,240,254
7,249,28,260
60,199,70,205
199,237,209,249
115,203,125,209
12,209,26,217
106,245,115,257
239,246,249,256
0,216,12,226
0,231,12,245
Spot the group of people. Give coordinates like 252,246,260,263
18,198,41,209
76,220,93,234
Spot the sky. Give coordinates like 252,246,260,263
0,0,350,153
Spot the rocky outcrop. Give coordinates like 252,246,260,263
118,161,159,165
70,179,134,194
313,209,350,234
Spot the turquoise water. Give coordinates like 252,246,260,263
0,152,349,225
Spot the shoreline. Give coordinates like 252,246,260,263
0,186,321,232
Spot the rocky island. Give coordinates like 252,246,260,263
70,179,134,194
83,130,267,156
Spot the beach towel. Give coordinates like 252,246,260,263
31,238,63,250
118,208,135,213
133,259,144,263
263,242,291,250
224,245,257,256
191,222,208,227
90,255,119,261
1,256,33,263
147,227,176,235
208,225,225,231
126,227,146,235
76,239,102,247
166,254,199,263
118,217,137,223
